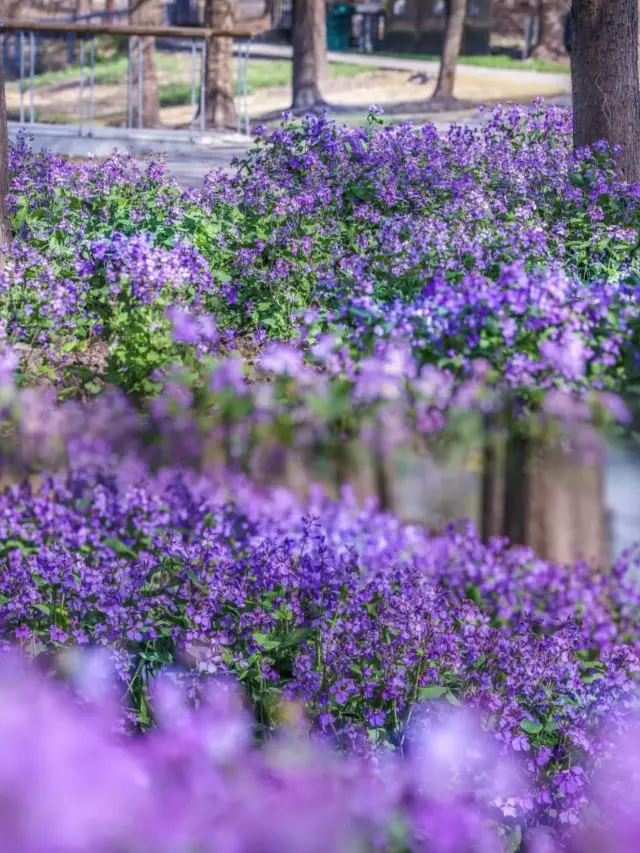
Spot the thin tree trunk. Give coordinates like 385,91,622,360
204,0,237,131
129,0,161,129
432,0,467,101
571,0,640,183
503,429,530,547
314,0,329,88
533,0,569,62
292,0,328,112
105,0,116,23
480,415,505,542
0,38,12,274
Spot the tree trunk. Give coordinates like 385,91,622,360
525,438,609,566
485,432,609,566
432,0,468,101
0,38,11,274
480,415,506,542
204,0,237,131
292,0,328,112
571,0,640,183
129,0,161,129
433,0,468,100
314,0,329,88
532,0,569,61
480,408,609,566
105,0,116,22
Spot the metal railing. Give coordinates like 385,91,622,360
1,19,262,138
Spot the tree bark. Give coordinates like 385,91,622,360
204,0,237,131
0,37,12,274
571,0,640,183
480,408,609,566
532,0,569,61
314,0,329,89
129,0,161,129
292,0,328,112
432,0,468,101
525,437,609,566
480,415,506,542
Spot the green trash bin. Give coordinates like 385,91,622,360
326,4,354,51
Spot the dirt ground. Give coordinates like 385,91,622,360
6,64,568,128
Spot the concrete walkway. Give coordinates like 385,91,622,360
10,92,572,191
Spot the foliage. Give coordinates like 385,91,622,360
6,103,640,408
3,105,640,851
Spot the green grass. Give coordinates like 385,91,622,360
13,50,374,98
159,60,374,107
372,50,569,74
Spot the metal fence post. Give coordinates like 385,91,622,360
19,30,25,125
200,37,206,133
88,36,96,136
127,35,134,129
137,35,143,130
190,38,196,132
236,40,250,137
243,40,250,136
78,37,85,137
29,31,35,124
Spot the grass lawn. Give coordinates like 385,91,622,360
372,50,570,74
18,49,375,102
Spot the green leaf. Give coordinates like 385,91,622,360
252,632,281,651
187,571,205,589
103,537,137,558
521,718,544,735
507,825,523,853
417,685,447,700
446,691,462,706
279,627,313,649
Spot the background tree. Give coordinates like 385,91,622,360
204,0,237,131
314,0,329,88
291,0,328,113
476,1,640,567
0,39,11,275
432,0,468,102
571,0,640,183
532,0,570,61
128,0,161,129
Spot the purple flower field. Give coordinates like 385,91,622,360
2,103,640,851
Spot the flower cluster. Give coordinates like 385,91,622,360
4,104,640,852
0,459,638,834
6,103,640,403
0,651,523,853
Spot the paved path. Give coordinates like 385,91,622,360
158,95,572,189
11,93,572,191
163,154,248,187
245,42,571,90
159,115,481,188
